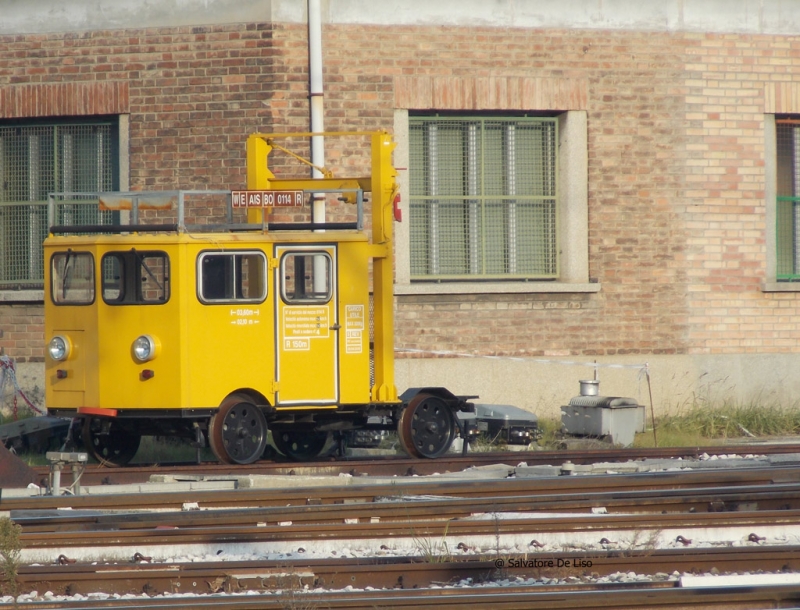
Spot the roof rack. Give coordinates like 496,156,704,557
47,189,364,234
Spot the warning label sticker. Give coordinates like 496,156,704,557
344,305,364,354
283,306,330,339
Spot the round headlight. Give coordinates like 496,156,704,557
132,335,158,363
48,335,71,361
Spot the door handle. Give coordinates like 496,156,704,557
330,323,341,331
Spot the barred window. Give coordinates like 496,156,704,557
409,116,558,280
776,120,800,281
0,118,118,288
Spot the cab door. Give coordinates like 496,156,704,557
275,245,338,406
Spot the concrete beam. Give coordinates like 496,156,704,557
2,0,800,36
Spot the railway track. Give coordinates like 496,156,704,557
11,470,800,566
7,463,800,512
6,449,800,608
15,507,800,564
6,581,800,609
26,441,800,487
12,546,800,595
14,546,800,596
13,475,800,530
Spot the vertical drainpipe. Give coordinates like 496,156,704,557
308,0,325,224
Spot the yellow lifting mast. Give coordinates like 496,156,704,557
245,131,399,405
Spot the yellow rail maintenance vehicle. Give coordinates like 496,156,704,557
43,131,475,465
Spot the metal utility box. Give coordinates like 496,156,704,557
560,381,645,447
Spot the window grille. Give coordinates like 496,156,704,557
409,116,558,280
776,120,800,281
0,120,117,288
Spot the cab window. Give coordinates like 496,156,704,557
281,252,332,303
102,250,170,305
198,251,267,303
51,251,94,305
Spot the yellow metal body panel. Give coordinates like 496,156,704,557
274,244,338,405
247,131,399,403
179,236,277,410
44,232,373,412
335,241,372,405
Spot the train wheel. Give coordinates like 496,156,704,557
398,393,456,459
82,417,141,467
396,410,420,458
272,429,331,461
209,394,268,465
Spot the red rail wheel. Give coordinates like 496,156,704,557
397,393,456,459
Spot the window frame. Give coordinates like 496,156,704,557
196,250,268,305
50,250,95,306
0,115,128,300
774,118,800,282
279,251,333,305
101,250,171,306
763,114,800,292
393,109,597,296
408,115,559,281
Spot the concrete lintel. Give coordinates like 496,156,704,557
3,0,800,36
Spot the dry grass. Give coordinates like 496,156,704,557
0,516,21,596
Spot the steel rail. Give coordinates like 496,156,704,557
13,481,800,534
5,583,800,609
27,442,800,487
7,464,800,512
15,547,800,597
18,509,800,553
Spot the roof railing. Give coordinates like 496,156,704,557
47,189,364,234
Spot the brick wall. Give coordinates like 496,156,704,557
0,305,44,363
2,20,800,368
681,33,797,355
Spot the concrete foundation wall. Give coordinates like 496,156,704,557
396,353,800,421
